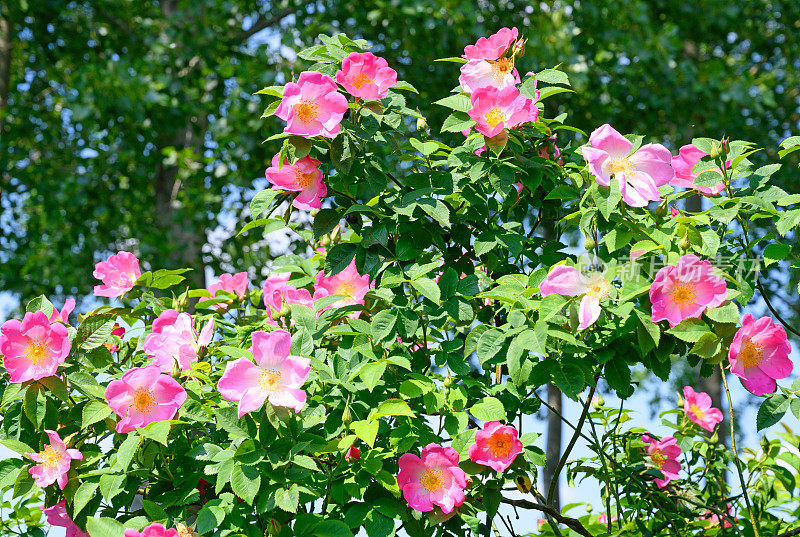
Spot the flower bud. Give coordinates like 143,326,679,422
443,375,453,388
592,394,604,409
171,359,182,380
583,234,596,251
345,446,360,461
341,404,352,425
679,234,691,251
708,140,724,160
416,116,429,133
309,208,319,217
278,302,291,319
586,504,593,513
512,38,526,59
655,202,668,217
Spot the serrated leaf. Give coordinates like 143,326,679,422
82,400,112,428
352,419,379,448
359,362,386,393
757,395,789,431
411,277,441,304
370,311,397,342
371,399,415,420
666,318,711,342
250,189,277,218
275,485,300,513
73,480,99,517
230,464,261,505
605,355,633,398
469,397,505,421
86,517,126,537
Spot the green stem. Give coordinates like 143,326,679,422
720,364,761,537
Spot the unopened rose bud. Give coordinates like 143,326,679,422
708,140,724,159
342,405,352,424
171,359,182,379
416,116,429,133
670,206,681,218
321,235,332,247
679,234,691,251
309,208,319,217
586,504,593,513
443,375,453,388
655,202,668,217
512,38,526,59
278,302,291,319
592,394,604,409
583,234,596,250
345,446,360,461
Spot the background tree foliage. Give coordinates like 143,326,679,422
2,0,798,305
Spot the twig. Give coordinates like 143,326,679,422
500,498,593,537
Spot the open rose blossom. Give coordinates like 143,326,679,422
702,504,734,528
582,124,674,207
217,329,311,417
26,430,82,490
204,272,248,309
41,501,89,537
728,313,793,396
336,52,397,100
641,434,681,488
540,265,613,330
265,155,327,210
105,365,187,433
598,513,618,524
468,421,523,472
124,523,180,537
48,298,75,324
467,85,537,138
274,71,348,138
397,443,467,514
670,144,729,196
1,310,71,383
263,274,314,325
459,56,520,93
314,260,373,319
144,310,214,372
682,386,723,432
463,27,518,60
649,254,727,327
93,251,141,297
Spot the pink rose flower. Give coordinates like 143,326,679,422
462,27,519,60
682,386,723,432
336,52,397,100
49,298,75,324
274,71,348,138
144,310,214,373
217,329,311,417
670,144,729,196
105,323,126,353
729,313,793,396
397,443,467,514
582,124,674,207
41,501,89,537
468,421,523,472
313,260,373,319
537,135,563,163
459,57,520,93
540,265,612,330
345,446,361,461
702,504,734,528
124,523,180,537
265,155,327,210
205,272,248,309
467,85,537,138
641,434,681,488
598,513,618,524
0,310,71,383
93,251,141,297
649,254,727,327
263,274,314,325
105,365,187,433
26,430,82,490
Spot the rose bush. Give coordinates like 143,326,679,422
1,30,800,537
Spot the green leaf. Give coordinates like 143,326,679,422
325,243,358,277
76,314,116,350
592,178,622,221
113,433,140,472
476,329,505,364
371,310,397,342
231,464,261,505
250,189,277,218
140,421,171,446
763,243,791,267
515,322,548,355
142,499,169,521
757,395,789,431
288,135,312,160
704,302,740,324
82,400,112,428
86,517,126,537
411,277,441,304
1,438,35,456
666,318,711,342
551,360,586,399
99,473,126,501
359,362,386,392
26,295,54,316
275,485,300,513
24,382,47,427
538,293,567,322
313,208,341,240
689,332,722,358
351,419,379,448
433,93,470,112
410,138,439,156
534,68,570,86
73,480,99,517
469,397,506,421
314,520,355,537
605,355,633,398
371,399,415,420
441,111,475,133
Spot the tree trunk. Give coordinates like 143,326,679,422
0,10,13,121
543,383,562,509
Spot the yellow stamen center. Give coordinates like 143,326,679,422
484,107,508,128
39,445,62,468
132,387,156,414
487,433,513,458
608,156,635,177
24,339,50,366
258,369,282,392
294,169,317,189
738,338,764,369
351,73,375,89
420,467,446,493
337,282,356,298
689,403,705,420
586,278,611,300
491,58,513,80
294,100,319,124
670,281,697,308
651,449,666,468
